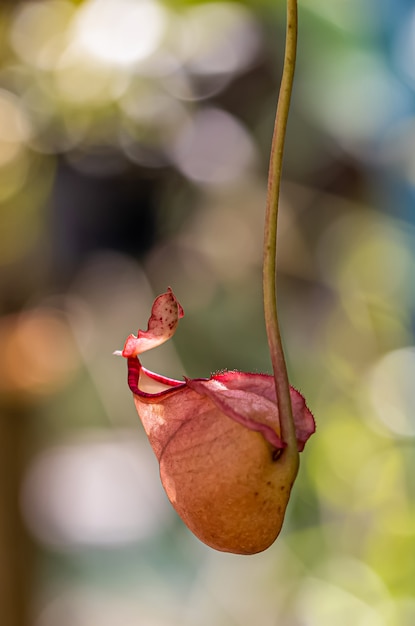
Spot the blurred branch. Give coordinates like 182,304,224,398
0,403,33,626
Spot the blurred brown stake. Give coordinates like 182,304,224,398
0,402,33,626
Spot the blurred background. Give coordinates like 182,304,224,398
1,0,415,624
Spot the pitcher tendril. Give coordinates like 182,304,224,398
263,0,298,458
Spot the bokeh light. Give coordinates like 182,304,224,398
170,107,257,185
366,347,415,438
0,307,80,396
21,432,172,548
72,0,168,67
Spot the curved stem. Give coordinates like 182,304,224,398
263,0,298,460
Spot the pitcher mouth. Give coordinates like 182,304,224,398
116,289,315,452
126,357,186,400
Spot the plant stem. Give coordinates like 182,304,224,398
263,0,298,460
